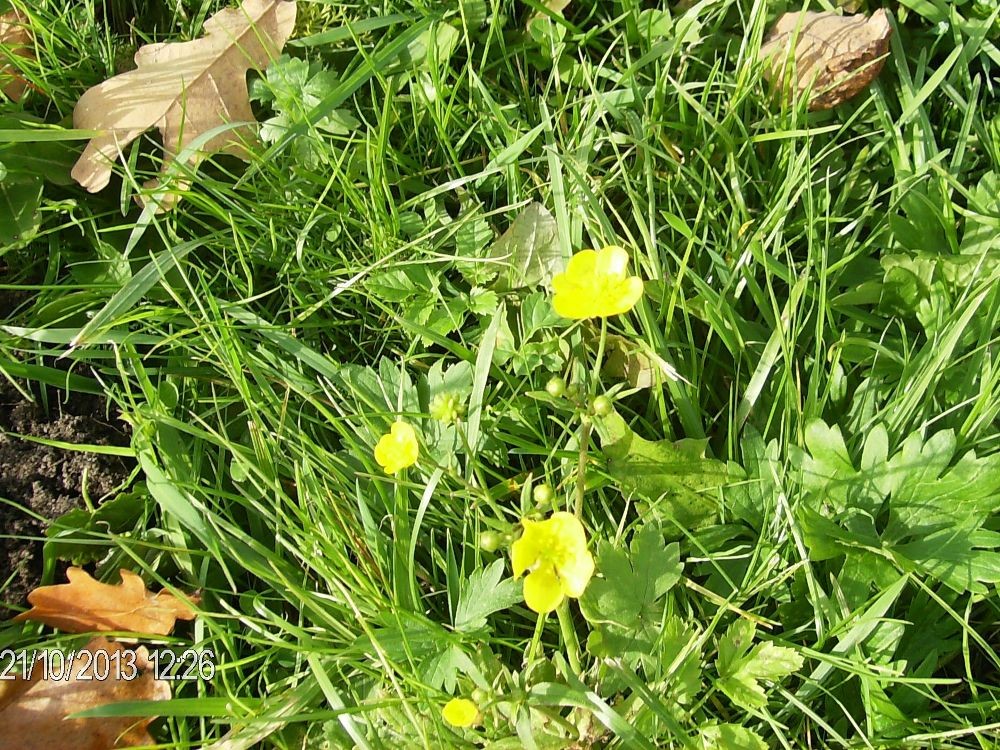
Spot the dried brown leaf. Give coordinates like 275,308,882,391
526,0,570,32
759,9,892,111
0,637,170,750
0,9,33,101
598,333,683,390
71,0,296,208
12,567,199,636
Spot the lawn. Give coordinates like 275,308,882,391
2,0,1000,747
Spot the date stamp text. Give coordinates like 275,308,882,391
0,648,216,682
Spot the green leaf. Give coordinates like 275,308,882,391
454,209,492,258
467,287,498,316
0,120,77,185
884,429,1000,537
798,419,889,515
798,421,1000,593
0,175,42,247
728,425,781,529
45,488,146,564
579,524,682,630
591,407,730,529
367,264,439,302
893,528,1000,594
695,724,767,750
422,643,477,692
253,56,361,168
453,559,523,632
487,202,565,291
425,359,473,401
398,22,460,70
716,620,803,711
635,8,674,39
959,170,1000,256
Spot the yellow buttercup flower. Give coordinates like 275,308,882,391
373,421,419,474
511,511,595,614
551,245,644,319
442,697,480,727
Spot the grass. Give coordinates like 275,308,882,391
3,0,1000,747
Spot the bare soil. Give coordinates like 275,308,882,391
0,379,130,614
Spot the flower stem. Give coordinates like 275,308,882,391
556,600,582,675
524,612,547,666
574,317,608,518
590,316,608,399
574,418,591,518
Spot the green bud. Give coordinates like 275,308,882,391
478,531,501,552
591,395,613,417
430,393,466,424
532,483,554,506
545,376,566,398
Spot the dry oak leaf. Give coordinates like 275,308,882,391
71,0,296,206
12,567,199,636
0,8,33,101
0,636,170,750
759,9,892,111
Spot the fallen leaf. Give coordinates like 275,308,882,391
0,636,170,750
12,567,199,635
759,9,892,111
488,202,565,290
600,333,683,389
0,8,33,101
71,0,296,208
527,0,570,27
526,0,570,45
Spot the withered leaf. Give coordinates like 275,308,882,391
601,333,683,390
12,568,199,636
759,9,892,111
0,9,33,101
71,0,296,208
488,202,565,291
527,0,570,27
0,637,170,750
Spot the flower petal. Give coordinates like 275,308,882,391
442,697,480,727
373,438,397,473
556,548,595,597
523,565,565,613
551,247,643,320
374,421,419,473
511,519,542,577
595,245,629,278
565,248,598,277
605,276,644,316
546,512,588,552
552,284,598,319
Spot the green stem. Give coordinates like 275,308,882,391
556,600,582,675
524,612,547,666
574,318,608,518
574,418,591,518
589,316,608,399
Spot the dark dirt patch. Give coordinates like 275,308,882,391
0,380,131,614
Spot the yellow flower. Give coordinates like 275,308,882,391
511,511,595,613
442,697,480,727
373,421,419,474
550,246,644,319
